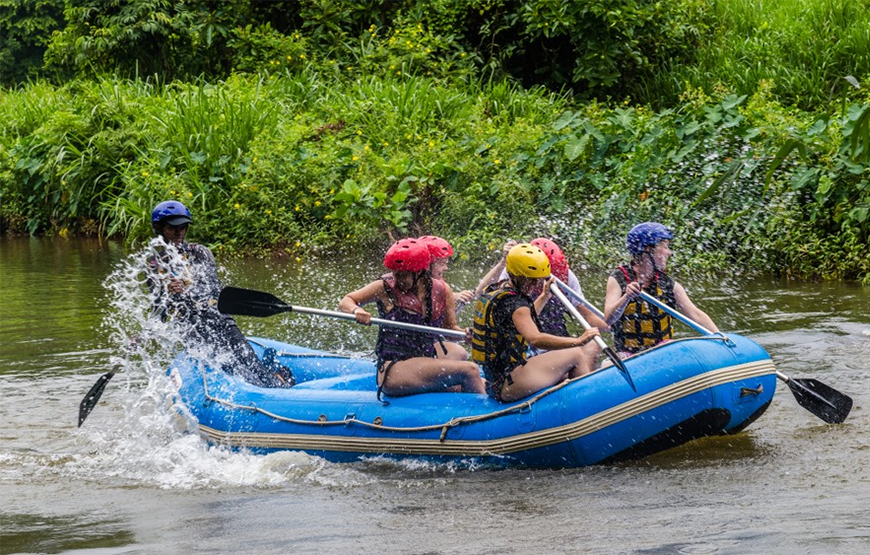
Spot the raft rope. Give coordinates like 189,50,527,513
194,335,736,442
196,362,572,441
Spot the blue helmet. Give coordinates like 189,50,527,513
626,222,673,256
151,201,192,228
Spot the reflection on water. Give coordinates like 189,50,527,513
1,513,137,555
1,237,870,554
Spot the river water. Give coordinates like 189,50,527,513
2,237,869,554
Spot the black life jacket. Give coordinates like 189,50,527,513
471,282,537,395
374,273,446,364
611,265,676,353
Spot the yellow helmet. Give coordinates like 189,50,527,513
506,243,551,278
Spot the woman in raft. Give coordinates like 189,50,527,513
471,243,601,403
339,238,485,399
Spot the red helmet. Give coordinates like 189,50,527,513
418,235,454,259
383,239,432,273
531,238,569,282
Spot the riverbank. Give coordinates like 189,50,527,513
3,73,869,281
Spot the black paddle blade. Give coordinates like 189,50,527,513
603,347,635,391
78,371,116,427
786,377,853,424
218,286,293,317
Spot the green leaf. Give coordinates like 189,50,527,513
721,94,747,111
553,110,579,131
691,161,744,208
563,134,589,161
807,119,827,136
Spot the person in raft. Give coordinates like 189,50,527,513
475,238,608,337
418,235,476,308
471,243,601,403
147,200,293,388
604,222,719,356
339,238,486,398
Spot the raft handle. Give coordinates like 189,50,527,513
740,384,763,397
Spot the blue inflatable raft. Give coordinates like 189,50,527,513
167,334,777,468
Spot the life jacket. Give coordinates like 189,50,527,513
471,282,537,399
146,242,221,322
611,265,676,353
374,273,448,364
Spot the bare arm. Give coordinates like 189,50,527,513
533,277,554,314
441,286,464,332
474,240,517,296
604,276,642,327
512,306,599,351
576,303,608,330
339,280,385,325
673,282,719,333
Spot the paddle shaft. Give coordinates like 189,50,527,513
638,291,714,336
291,304,466,340
552,276,606,321
549,283,632,387
548,283,609,353
634,290,851,423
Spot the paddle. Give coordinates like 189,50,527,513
78,364,120,427
636,291,852,424
549,283,635,391
218,286,466,340
552,276,608,322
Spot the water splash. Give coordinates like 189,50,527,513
64,240,342,489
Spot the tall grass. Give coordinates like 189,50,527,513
2,67,869,281
648,0,870,109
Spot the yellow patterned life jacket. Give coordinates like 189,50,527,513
611,265,675,353
471,282,536,395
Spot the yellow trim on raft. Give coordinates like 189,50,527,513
197,359,776,457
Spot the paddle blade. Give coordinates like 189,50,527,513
78,371,115,427
218,286,292,317
785,377,853,424
603,346,635,391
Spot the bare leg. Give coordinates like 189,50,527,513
434,341,469,361
499,346,597,402
570,341,601,378
380,357,486,396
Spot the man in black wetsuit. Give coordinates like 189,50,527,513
147,200,293,388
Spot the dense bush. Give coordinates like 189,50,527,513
2,72,868,281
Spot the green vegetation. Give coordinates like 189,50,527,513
1,0,869,283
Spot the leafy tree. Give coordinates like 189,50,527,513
45,0,261,79
0,0,65,84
